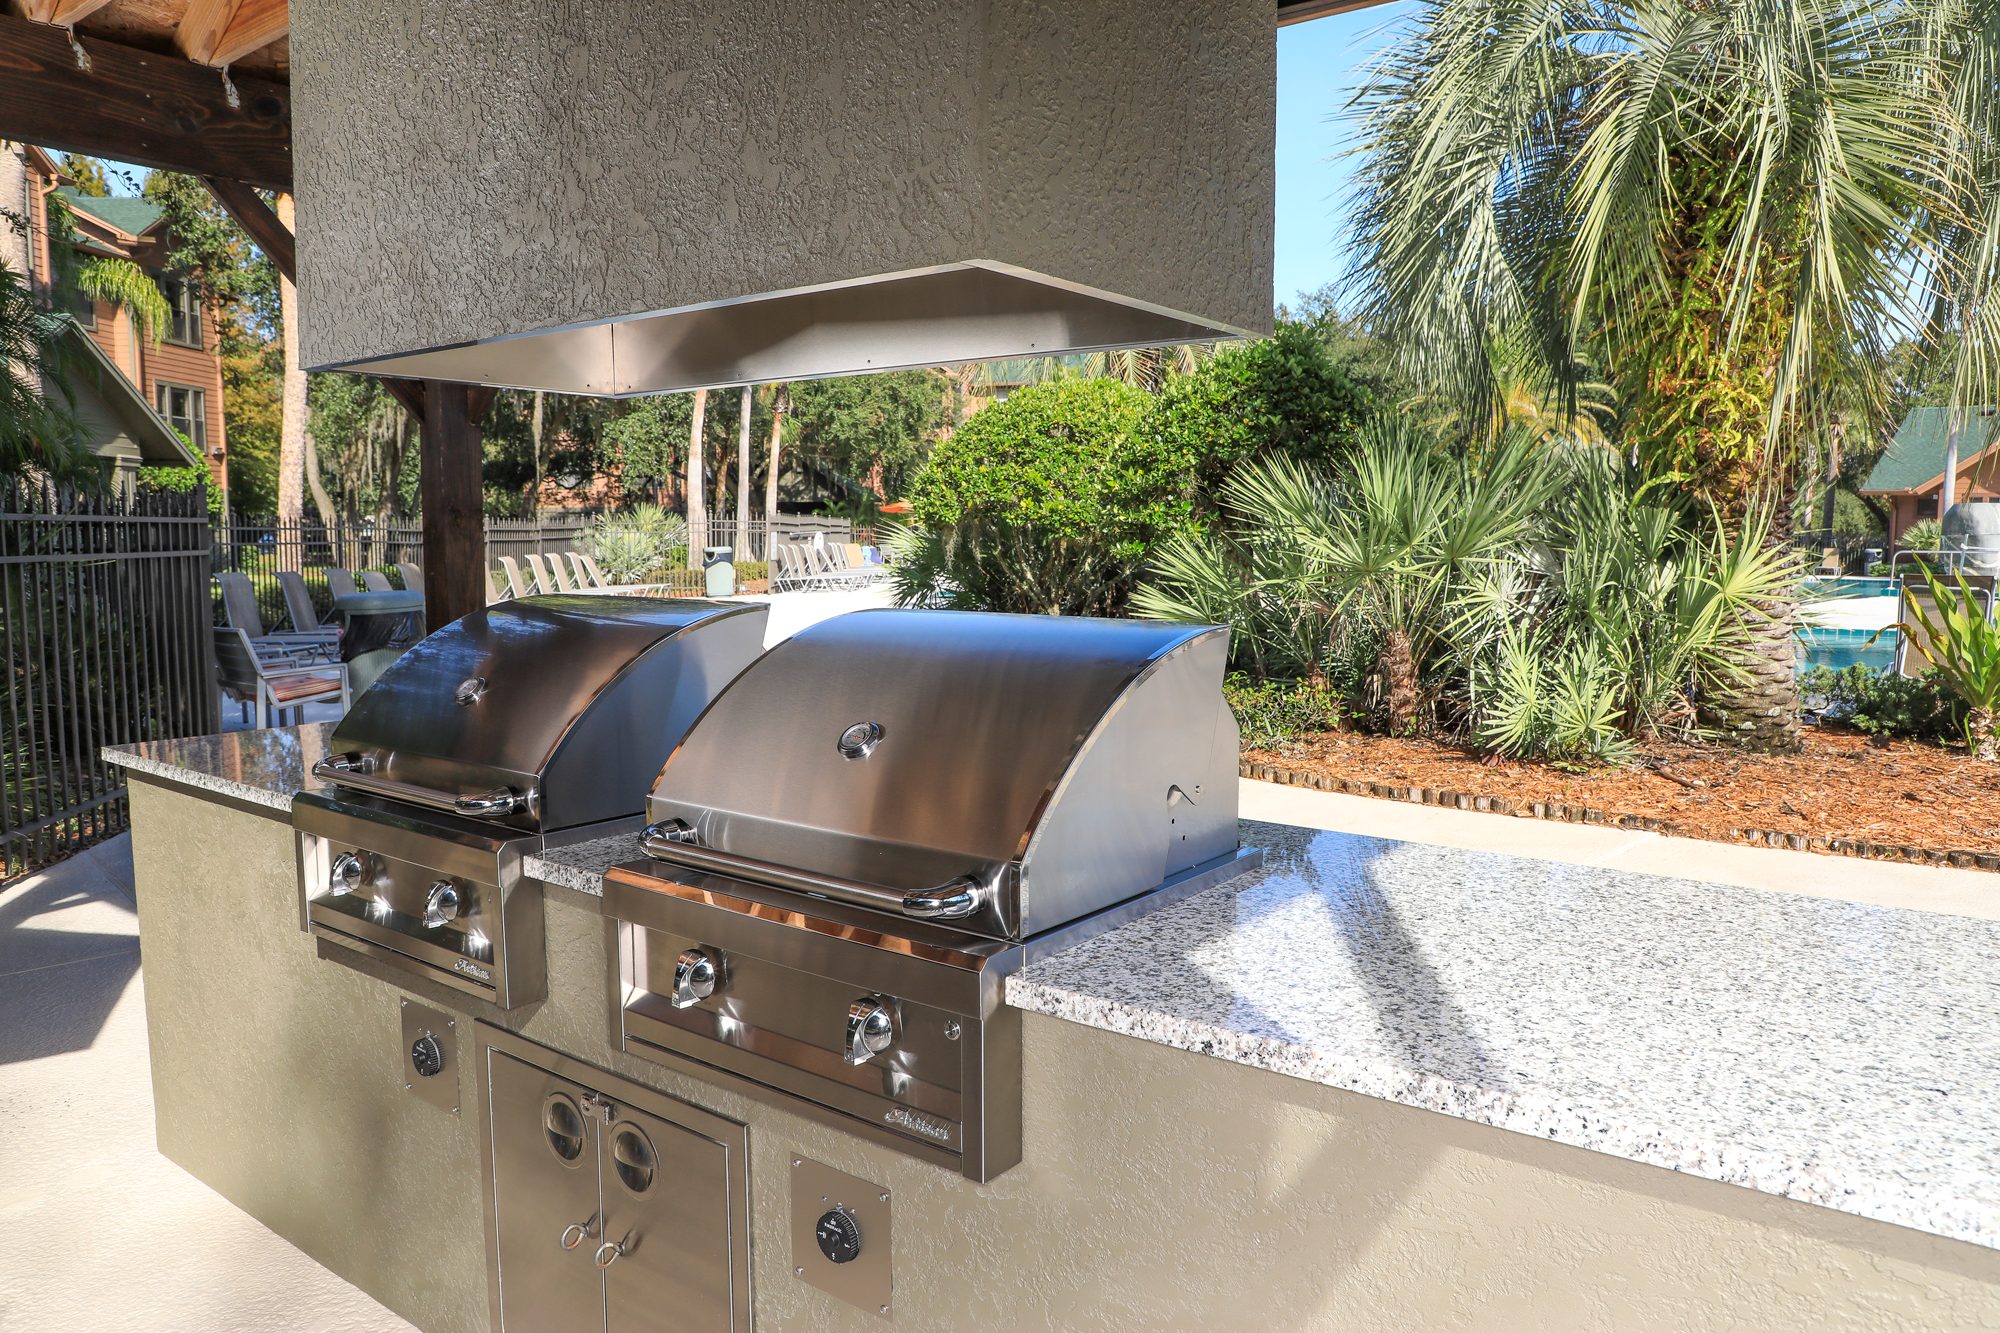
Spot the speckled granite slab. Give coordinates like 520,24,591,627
103,724,339,815
523,833,639,896
1009,820,2000,1250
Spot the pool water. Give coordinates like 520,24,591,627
1797,625,1896,674
1804,575,1897,601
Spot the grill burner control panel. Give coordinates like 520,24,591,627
790,1156,892,1316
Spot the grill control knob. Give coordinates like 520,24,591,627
844,996,895,1065
423,881,462,930
671,948,720,1008
814,1207,863,1264
329,852,366,896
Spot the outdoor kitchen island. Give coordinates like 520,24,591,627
107,724,2000,1331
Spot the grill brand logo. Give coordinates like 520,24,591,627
453,958,492,981
883,1106,952,1144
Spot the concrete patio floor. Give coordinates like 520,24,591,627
0,834,411,1332
4,770,1992,1330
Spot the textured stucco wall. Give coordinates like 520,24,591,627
130,786,2000,1331
289,0,1272,369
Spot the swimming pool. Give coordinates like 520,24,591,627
1804,574,1898,601
1797,625,1897,674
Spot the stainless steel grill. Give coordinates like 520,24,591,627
604,609,1259,1179
294,596,768,1007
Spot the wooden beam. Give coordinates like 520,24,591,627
177,0,286,68
1277,0,1392,24
420,381,487,632
14,0,118,25
212,0,286,67
379,377,426,422
201,175,293,283
0,13,291,190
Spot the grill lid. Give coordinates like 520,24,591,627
643,609,1239,938
322,596,767,834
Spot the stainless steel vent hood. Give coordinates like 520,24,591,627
291,0,1274,394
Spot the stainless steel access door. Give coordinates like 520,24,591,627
599,1106,736,1331
488,1050,606,1331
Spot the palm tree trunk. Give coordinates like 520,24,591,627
735,385,752,559
685,388,707,570
1971,706,1998,762
763,385,787,562
1708,571,1802,753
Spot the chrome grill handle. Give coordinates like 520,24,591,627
311,756,527,822
639,833,986,922
454,788,522,817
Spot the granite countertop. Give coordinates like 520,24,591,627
1009,819,2000,1250
102,727,2000,1248
104,723,340,815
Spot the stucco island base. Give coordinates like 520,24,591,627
126,781,2000,1331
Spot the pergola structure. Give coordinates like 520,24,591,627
0,0,1363,629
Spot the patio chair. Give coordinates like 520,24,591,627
396,561,425,595
567,552,603,590
360,570,395,592
487,567,510,603
274,570,344,647
813,541,871,589
1896,574,1996,678
533,551,578,592
326,568,361,601
214,627,350,729
216,572,337,662
841,542,891,583
498,555,536,598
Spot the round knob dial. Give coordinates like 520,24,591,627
423,881,462,930
814,1207,862,1264
409,1033,444,1078
329,852,366,896
671,948,719,1008
844,996,895,1065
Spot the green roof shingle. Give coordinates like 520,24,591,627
1861,406,2000,494
57,187,164,238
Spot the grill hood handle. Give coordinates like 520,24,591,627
312,755,527,821
640,824,984,921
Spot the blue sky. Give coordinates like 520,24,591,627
1274,3,1413,311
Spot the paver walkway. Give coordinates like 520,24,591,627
0,834,410,1332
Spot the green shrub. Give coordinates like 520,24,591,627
1802,664,1963,741
1141,322,1374,510
902,380,1168,613
910,379,1162,555
1901,518,1943,553
137,465,223,520
1223,673,1346,748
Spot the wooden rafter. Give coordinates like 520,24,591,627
11,0,118,26
176,0,286,67
201,175,293,282
0,12,291,190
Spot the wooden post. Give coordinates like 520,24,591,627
420,381,490,632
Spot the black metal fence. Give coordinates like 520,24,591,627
2,481,218,880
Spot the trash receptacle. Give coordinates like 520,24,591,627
703,545,735,596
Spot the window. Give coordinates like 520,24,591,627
64,283,95,328
156,383,207,453
163,277,202,348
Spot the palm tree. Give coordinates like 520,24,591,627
1348,0,1999,752
963,344,1220,396
0,260,90,483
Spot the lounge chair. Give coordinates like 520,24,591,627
396,561,425,595
326,568,361,601
214,626,350,729
524,553,562,593
1896,574,1996,678
566,552,601,590
216,571,337,662
498,556,536,598
360,570,395,592
274,570,344,648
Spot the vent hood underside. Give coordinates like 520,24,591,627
314,262,1248,396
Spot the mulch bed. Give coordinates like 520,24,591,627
1241,728,2000,871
